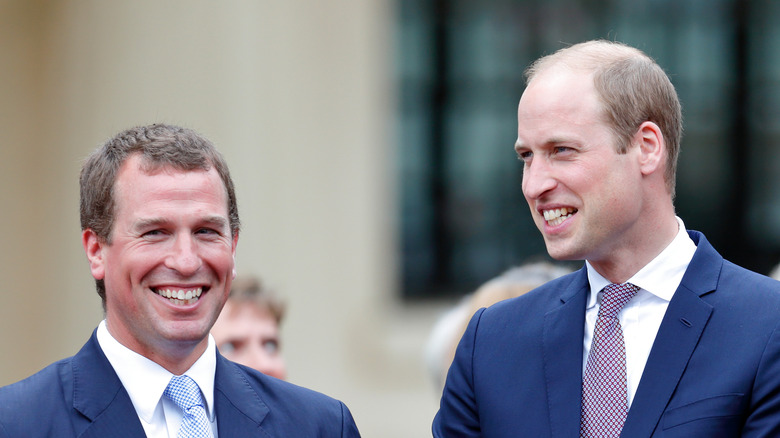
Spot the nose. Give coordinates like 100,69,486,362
522,158,557,201
165,233,202,275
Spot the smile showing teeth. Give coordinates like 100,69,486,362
154,287,203,305
543,207,577,226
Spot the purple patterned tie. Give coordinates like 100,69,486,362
580,283,639,438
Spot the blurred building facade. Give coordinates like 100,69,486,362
0,2,440,437
398,0,780,298
4,1,780,437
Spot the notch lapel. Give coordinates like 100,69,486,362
214,354,270,436
543,271,589,438
620,231,719,437
71,332,147,437
76,398,147,438
620,287,712,437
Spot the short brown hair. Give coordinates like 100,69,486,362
80,123,240,303
525,40,683,197
227,276,286,325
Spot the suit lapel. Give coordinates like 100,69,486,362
543,269,589,438
621,231,719,437
70,332,147,437
76,400,147,438
69,332,273,437
214,353,270,436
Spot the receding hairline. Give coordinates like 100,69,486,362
525,40,652,83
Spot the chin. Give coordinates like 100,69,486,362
544,243,579,261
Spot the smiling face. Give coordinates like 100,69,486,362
515,67,646,267
83,154,237,372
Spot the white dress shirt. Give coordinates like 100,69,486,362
583,217,697,408
96,320,219,437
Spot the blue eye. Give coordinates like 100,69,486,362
218,342,236,354
196,228,227,240
142,229,164,238
262,339,280,354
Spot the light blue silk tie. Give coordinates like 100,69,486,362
164,375,214,438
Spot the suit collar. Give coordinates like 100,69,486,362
621,229,719,437
544,231,722,437
678,230,720,297
94,321,218,423
558,266,588,304
71,331,147,437
72,332,273,437
214,352,270,434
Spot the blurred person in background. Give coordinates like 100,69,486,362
769,263,780,280
425,261,573,392
211,275,287,380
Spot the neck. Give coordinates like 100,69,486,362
144,342,207,375
104,318,208,375
590,213,680,284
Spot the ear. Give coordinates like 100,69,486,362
634,121,664,176
82,229,106,281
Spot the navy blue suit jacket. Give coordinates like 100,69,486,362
433,231,780,437
0,331,360,437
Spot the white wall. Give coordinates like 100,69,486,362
0,1,448,436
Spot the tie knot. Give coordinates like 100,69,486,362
599,283,638,319
164,375,205,412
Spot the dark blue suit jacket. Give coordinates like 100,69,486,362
433,231,780,437
0,331,360,437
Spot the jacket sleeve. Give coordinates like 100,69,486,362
340,400,362,437
432,308,485,437
742,321,780,437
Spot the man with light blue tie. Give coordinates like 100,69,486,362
433,40,780,437
0,124,361,437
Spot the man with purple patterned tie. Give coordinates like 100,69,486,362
0,124,360,437
433,40,780,437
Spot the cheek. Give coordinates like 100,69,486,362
201,245,236,274
118,250,164,283
581,159,628,197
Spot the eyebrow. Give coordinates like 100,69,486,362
133,217,168,231
515,137,574,150
133,216,230,231
199,216,230,229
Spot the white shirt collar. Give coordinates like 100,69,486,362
96,320,218,422
586,216,697,308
